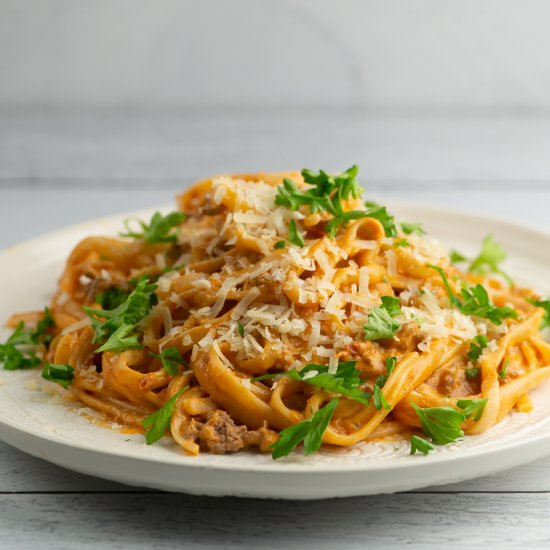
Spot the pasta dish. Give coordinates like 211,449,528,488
1,167,549,459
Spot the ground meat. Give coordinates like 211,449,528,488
378,322,423,353
345,341,386,377
199,410,247,454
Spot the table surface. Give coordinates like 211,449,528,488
1,110,549,549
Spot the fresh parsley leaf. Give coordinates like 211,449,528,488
400,222,426,236
528,299,550,330
150,347,185,376
142,386,189,445
410,434,434,455
237,322,245,337
41,363,74,389
411,403,465,445
465,367,480,378
253,361,370,405
376,356,397,388
364,296,402,341
0,344,40,371
288,219,305,247
364,204,397,238
468,235,513,285
0,309,55,371
467,335,488,363
121,211,187,244
270,397,339,459
457,398,488,422
499,359,510,380
394,238,410,248
96,323,141,353
450,250,468,263
275,166,367,238
459,284,517,325
373,384,391,411
274,240,286,249
95,287,129,310
428,265,517,325
84,276,157,352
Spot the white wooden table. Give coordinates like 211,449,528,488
1,111,549,548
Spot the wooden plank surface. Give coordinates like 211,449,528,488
0,112,549,548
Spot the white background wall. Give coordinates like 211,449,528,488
2,0,550,111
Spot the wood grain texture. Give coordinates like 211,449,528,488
1,493,550,549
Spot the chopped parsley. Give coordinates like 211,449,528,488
373,384,391,411
142,386,188,445
363,296,402,341
237,322,245,337
467,335,488,363
95,287,129,310
400,222,426,236
84,276,157,353
150,347,185,376
270,397,339,459
41,363,74,388
274,240,286,249
394,238,410,248
499,359,510,380
528,299,550,330
376,356,397,388
288,219,305,247
411,398,488,446
410,434,434,455
364,202,397,238
428,265,517,325
121,211,187,244
0,308,54,371
275,166,369,238
448,236,513,285
253,360,370,405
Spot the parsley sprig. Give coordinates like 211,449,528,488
275,166,368,238
121,211,187,244
270,398,339,459
254,360,370,405
450,236,513,285
41,363,74,388
411,398,488,448
84,277,157,353
364,202,397,237
528,299,550,330
363,296,402,341
0,308,54,371
429,265,517,325
467,335,488,363
142,387,189,445
410,434,434,455
400,222,426,236
150,347,186,376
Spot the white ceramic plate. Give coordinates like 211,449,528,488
0,203,549,500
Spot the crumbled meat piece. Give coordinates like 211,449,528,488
243,423,279,452
345,341,386,377
378,323,422,353
199,410,247,454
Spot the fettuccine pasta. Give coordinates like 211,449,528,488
3,167,549,458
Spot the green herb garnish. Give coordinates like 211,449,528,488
274,240,286,249
465,367,480,378
400,222,426,236
363,296,402,341
121,211,187,244
467,335,488,363
41,363,74,388
373,384,391,411
237,322,245,337
288,219,305,247
376,356,397,388
150,347,185,376
142,387,188,445
457,398,488,422
428,265,517,325
84,276,157,353
499,359,510,380
95,288,129,310
528,299,550,330
364,202,397,238
253,360,370,405
410,434,434,455
270,398,339,459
